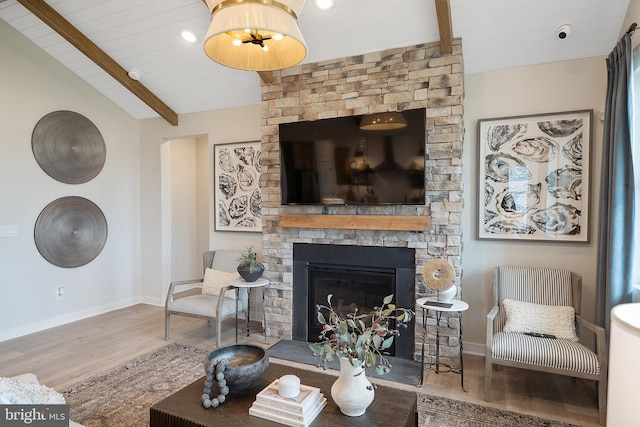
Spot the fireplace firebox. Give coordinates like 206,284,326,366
292,243,415,360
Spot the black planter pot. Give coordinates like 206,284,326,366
237,264,264,282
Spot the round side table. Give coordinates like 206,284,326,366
231,278,269,343
416,297,469,391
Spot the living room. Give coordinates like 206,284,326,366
1,1,639,426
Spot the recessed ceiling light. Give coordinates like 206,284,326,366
314,0,334,10
180,29,198,44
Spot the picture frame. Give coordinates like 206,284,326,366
214,141,262,232
477,110,592,242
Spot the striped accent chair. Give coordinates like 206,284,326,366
165,250,247,347
485,266,607,425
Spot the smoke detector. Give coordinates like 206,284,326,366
127,70,141,81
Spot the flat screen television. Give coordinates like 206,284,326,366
279,108,426,205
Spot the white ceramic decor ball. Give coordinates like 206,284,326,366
438,284,457,302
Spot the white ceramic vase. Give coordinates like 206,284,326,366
331,357,375,416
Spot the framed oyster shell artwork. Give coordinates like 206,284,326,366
214,141,262,232
478,110,592,242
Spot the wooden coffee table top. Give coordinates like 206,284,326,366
150,361,417,427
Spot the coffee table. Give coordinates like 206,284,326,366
150,362,417,426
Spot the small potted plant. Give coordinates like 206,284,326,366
236,246,264,282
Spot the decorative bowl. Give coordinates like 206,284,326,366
237,265,264,282
204,344,268,391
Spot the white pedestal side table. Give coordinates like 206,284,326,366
231,278,269,343
416,296,469,391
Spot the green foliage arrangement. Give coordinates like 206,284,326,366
309,294,414,375
236,246,264,273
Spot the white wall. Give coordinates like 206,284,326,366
196,136,211,267
139,107,264,304
160,136,211,283
165,138,199,281
0,20,141,341
462,57,607,353
0,18,264,340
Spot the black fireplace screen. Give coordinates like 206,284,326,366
308,264,396,355
292,243,415,361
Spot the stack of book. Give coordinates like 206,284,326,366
249,378,327,427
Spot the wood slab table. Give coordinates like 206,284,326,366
150,362,417,426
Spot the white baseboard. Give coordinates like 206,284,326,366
140,295,164,306
0,297,141,343
462,341,485,357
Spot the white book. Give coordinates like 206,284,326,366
251,394,326,422
255,379,321,414
249,396,327,427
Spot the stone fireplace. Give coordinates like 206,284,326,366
259,39,464,366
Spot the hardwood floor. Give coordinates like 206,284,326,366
0,303,601,426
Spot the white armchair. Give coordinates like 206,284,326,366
485,266,607,425
165,250,247,347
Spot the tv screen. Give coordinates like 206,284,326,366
279,108,426,205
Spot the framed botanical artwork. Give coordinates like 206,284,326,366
214,141,262,232
477,110,592,242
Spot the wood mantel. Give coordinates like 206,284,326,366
278,214,430,231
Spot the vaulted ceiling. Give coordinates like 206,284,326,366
0,0,631,124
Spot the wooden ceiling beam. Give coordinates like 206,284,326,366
257,71,274,84
17,0,179,126
434,0,454,55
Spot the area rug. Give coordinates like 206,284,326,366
62,343,580,427
62,343,210,427
417,394,580,427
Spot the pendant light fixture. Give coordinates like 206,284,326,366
203,0,307,71
359,112,407,131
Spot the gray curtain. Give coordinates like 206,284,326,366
596,31,635,336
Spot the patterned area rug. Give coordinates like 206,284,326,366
62,343,209,427
417,394,579,427
62,343,579,427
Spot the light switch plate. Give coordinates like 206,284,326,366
0,225,19,237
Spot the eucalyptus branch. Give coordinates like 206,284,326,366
309,294,414,376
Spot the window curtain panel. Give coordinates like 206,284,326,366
596,30,635,337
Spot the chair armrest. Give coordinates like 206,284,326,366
218,285,236,299
576,315,608,369
486,305,499,347
216,285,239,316
170,279,203,288
575,315,601,334
165,279,202,308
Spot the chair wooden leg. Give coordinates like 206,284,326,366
165,313,170,340
597,380,607,425
215,318,221,348
484,359,493,401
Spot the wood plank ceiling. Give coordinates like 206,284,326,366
11,0,454,126
0,0,630,124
